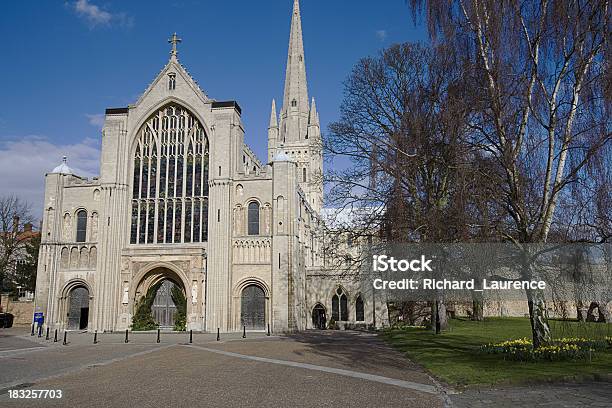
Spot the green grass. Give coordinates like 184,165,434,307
383,317,612,388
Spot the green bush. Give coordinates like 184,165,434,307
171,285,187,331
131,283,161,331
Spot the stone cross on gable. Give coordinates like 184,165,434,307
168,32,182,56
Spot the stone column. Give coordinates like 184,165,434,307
205,180,231,331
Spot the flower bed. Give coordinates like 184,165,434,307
481,337,610,362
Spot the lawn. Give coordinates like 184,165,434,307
383,317,612,388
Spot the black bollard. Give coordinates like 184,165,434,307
242,325,246,338
31,324,35,336
63,331,67,345
124,329,129,343
54,329,58,342
157,329,160,344
94,330,98,344
189,330,193,344
216,327,220,341
267,323,271,336
46,327,50,340
38,325,42,338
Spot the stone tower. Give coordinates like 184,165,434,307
268,0,323,212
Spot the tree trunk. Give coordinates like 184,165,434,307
472,299,484,321
527,288,551,348
576,301,587,322
437,301,448,331
472,281,484,321
432,300,448,334
599,303,610,323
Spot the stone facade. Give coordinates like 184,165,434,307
34,0,387,333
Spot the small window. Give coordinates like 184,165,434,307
76,210,87,242
291,99,297,107
356,295,365,321
168,74,176,90
302,167,307,182
248,202,260,235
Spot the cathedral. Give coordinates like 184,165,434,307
34,0,388,333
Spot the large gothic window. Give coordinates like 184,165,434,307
130,104,209,244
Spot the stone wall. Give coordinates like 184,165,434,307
1,296,34,326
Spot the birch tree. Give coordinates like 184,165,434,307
408,0,610,347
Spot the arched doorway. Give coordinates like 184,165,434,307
152,279,178,329
241,284,265,330
312,304,326,329
67,286,89,330
132,267,188,331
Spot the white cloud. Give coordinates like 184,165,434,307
0,136,101,220
74,0,111,25
86,113,105,128
376,30,387,42
72,0,133,28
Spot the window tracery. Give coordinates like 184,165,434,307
130,104,209,244
332,287,348,321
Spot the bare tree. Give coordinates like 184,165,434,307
0,196,33,309
325,43,495,332
407,0,610,347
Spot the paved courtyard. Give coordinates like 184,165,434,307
1,328,611,407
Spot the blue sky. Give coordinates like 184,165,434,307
0,0,427,218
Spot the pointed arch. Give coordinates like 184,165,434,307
130,102,209,244
331,285,349,321
312,302,327,329
355,293,365,322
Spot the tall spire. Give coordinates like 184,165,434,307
280,0,309,142
308,97,317,125
268,99,280,162
269,99,278,128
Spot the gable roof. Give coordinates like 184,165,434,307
135,55,209,107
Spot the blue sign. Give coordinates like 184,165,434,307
33,312,44,324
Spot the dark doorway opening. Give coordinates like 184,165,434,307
79,307,89,329
241,284,265,330
312,304,326,329
67,286,89,330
